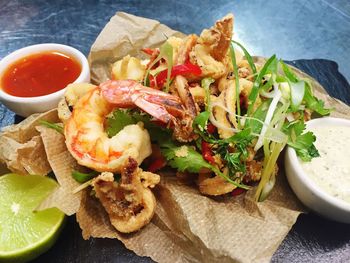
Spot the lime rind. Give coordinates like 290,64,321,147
0,174,66,263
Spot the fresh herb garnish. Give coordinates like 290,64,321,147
193,77,214,132
71,170,98,183
229,45,242,126
283,120,320,161
143,42,173,91
247,55,277,116
106,110,135,137
231,40,257,76
39,120,63,134
161,144,249,189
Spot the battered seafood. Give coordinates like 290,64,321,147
63,86,152,172
60,13,329,233
93,157,159,233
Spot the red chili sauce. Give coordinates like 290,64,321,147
1,51,81,97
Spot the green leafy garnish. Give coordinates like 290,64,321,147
216,128,252,176
106,109,172,144
161,144,249,189
229,45,242,126
162,145,210,173
304,82,331,116
71,170,98,183
39,120,63,134
231,40,257,76
280,61,331,115
106,110,135,137
193,78,214,132
143,42,173,91
283,121,320,161
247,55,277,115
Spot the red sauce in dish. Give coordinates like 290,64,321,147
1,51,81,97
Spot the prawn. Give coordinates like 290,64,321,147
64,80,194,172
64,85,152,173
100,79,196,142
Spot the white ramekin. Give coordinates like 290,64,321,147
285,117,350,223
0,43,90,117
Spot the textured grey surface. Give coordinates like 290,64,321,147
1,1,350,262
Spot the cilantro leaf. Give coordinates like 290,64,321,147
216,128,252,176
106,109,172,143
281,61,330,116
106,110,135,137
161,145,212,173
161,144,249,189
283,120,320,161
193,111,210,132
304,82,331,116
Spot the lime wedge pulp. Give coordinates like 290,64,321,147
0,174,65,263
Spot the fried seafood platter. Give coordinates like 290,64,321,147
0,12,336,262
51,13,330,234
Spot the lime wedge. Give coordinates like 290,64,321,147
0,174,65,263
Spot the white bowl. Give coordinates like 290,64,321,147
285,117,350,223
0,43,90,117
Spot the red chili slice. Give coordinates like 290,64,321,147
153,62,202,88
201,141,216,165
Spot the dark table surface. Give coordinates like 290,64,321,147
1,1,350,262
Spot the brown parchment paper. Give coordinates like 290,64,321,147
83,12,350,263
1,11,350,263
0,109,58,175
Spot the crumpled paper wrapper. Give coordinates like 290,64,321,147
0,109,58,175
1,11,350,263
83,12,350,263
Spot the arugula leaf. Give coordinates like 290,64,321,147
106,110,135,137
39,120,63,134
71,170,98,183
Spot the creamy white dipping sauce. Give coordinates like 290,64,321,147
300,125,350,204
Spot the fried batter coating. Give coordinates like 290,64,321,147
189,14,233,79
93,157,160,233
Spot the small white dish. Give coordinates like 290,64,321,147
0,43,90,117
285,117,350,223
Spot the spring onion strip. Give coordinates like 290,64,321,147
247,55,277,116
231,40,257,76
255,141,286,201
229,45,241,127
260,84,278,98
72,178,94,194
209,102,287,143
254,88,282,151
